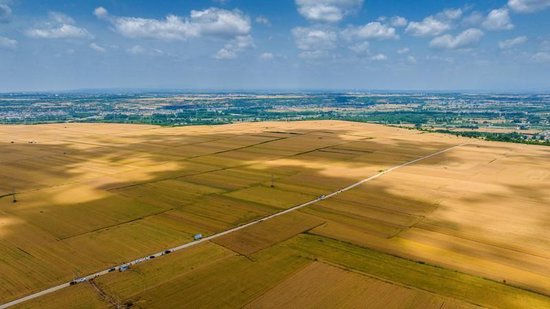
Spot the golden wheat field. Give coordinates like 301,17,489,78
0,120,549,308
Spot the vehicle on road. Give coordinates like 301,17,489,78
70,277,87,285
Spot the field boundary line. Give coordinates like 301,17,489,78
0,142,466,309
317,260,485,308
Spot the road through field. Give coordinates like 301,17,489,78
0,142,467,309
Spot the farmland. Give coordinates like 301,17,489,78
0,120,549,308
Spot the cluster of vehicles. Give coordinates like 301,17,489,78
69,234,205,286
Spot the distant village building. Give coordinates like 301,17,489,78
539,131,550,141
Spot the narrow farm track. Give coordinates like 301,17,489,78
0,143,466,309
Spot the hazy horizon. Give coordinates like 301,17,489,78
2,87,550,94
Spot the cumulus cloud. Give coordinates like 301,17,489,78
369,53,387,61
255,16,271,26
390,16,408,27
349,41,370,55
0,3,12,23
127,45,146,55
342,22,399,40
26,12,92,39
292,27,338,51
440,8,463,20
89,42,106,53
406,17,450,37
462,11,484,26
508,0,550,13
298,50,332,59
94,6,109,19
0,36,17,49
259,52,274,60
348,42,387,61
397,47,410,54
296,0,363,23
406,55,417,64
406,8,462,37
96,7,251,41
214,34,254,59
430,28,484,49
499,36,527,49
482,8,514,30
190,8,251,38
531,51,550,62
292,26,338,59
127,45,164,56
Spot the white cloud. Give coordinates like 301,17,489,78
430,28,484,49
406,55,417,64
342,22,399,40
110,15,197,40
482,8,514,30
127,45,146,55
214,48,237,59
26,12,92,39
298,50,331,59
0,4,12,23
126,45,164,56
349,43,388,60
531,51,550,62
369,53,387,61
508,0,550,13
0,36,17,49
292,26,338,59
255,16,271,26
292,27,338,51
463,12,484,26
499,36,527,49
89,42,106,53
259,52,274,60
349,41,369,55
390,16,408,27
296,0,363,23
397,47,410,54
406,8,462,37
214,35,254,59
97,7,254,58
191,8,251,38
406,17,450,37
426,55,455,63
97,7,251,41
440,8,463,20
94,6,109,19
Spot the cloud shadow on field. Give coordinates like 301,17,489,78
1,121,548,305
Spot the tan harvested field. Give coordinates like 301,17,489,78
212,212,325,256
0,120,549,308
11,284,110,309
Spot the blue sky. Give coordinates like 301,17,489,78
0,0,549,92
